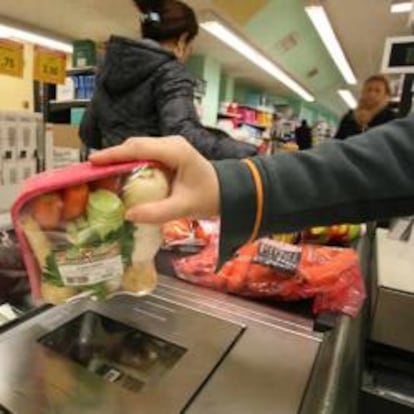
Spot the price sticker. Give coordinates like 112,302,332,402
0,39,24,78
34,46,67,85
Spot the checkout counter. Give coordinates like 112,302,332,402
0,234,373,414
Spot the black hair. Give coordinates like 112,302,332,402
133,0,199,44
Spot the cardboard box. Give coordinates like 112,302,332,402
49,124,81,149
18,158,37,182
371,229,414,353
45,124,82,170
0,112,19,160
0,183,22,214
0,111,41,160
2,159,20,186
52,147,81,169
17,115,38,159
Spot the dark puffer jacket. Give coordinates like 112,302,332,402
80,36,257,160
334,107,396,140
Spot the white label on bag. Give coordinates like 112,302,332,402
254,239,301,276
59,255,123,286
56,243,123,286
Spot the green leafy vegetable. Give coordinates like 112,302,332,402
43,254,64,287
120,222,135,266
81,283,109,300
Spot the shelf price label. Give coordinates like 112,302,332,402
0,39,24,78
33,46,67,85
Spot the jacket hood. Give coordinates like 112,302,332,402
99,36,175,93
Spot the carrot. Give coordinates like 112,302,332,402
32,193,63,230
61,184,89,221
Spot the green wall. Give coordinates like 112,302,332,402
186,54,205,79
186,54,221,126
244,0,345,115
220,72,235,103
202,56,221,126
186,51,340,129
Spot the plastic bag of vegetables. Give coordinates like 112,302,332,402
12,161,169,305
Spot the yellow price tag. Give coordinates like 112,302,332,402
33,46,67,85
0,39,24,78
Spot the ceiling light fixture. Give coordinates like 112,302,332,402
305,4,357,85
338,89,357,109
200,20,314,102
0,23,73,53
390,1,412,13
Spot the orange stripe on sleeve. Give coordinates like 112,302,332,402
242,159,264,243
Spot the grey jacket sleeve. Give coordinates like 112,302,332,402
214,114,414,259
154,64,257,160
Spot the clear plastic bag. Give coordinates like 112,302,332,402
12,161,169,305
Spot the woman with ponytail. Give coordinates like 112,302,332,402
80,0,257,160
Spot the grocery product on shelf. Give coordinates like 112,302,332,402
12,161,169,305
0,111,42,214
302,224,361,245
217,101,277,148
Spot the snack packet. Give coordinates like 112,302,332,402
162,218,209,253
12,161,169,305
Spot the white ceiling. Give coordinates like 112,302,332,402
323,0,409,91
0,0,411,112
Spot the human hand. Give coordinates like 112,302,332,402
89,136,220,223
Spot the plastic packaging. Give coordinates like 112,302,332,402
12,161,169,305
174,237,366,317
162,218,210,253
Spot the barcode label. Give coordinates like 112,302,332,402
65,276,89,285
254,239,301,276
59,254,123,286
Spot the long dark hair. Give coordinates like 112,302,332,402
133,0,199,44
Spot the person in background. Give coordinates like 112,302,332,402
91,114,414,260
80,0,256,160
295,119,312,150
335,74,396,140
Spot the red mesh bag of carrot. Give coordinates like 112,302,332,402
174,238,366,317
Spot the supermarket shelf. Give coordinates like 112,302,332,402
218,112,242,119
239,104,275,114
66,66,97,76
241,121,268,130
49,99,91,112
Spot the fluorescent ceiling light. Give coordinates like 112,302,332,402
391,1,412,13
200,20,314,102
338,89,357,109
0,23,73,53
305,5,357,85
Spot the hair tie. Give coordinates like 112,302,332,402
141,12,161,23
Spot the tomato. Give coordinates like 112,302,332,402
61,184,89,221
32,193,63,230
